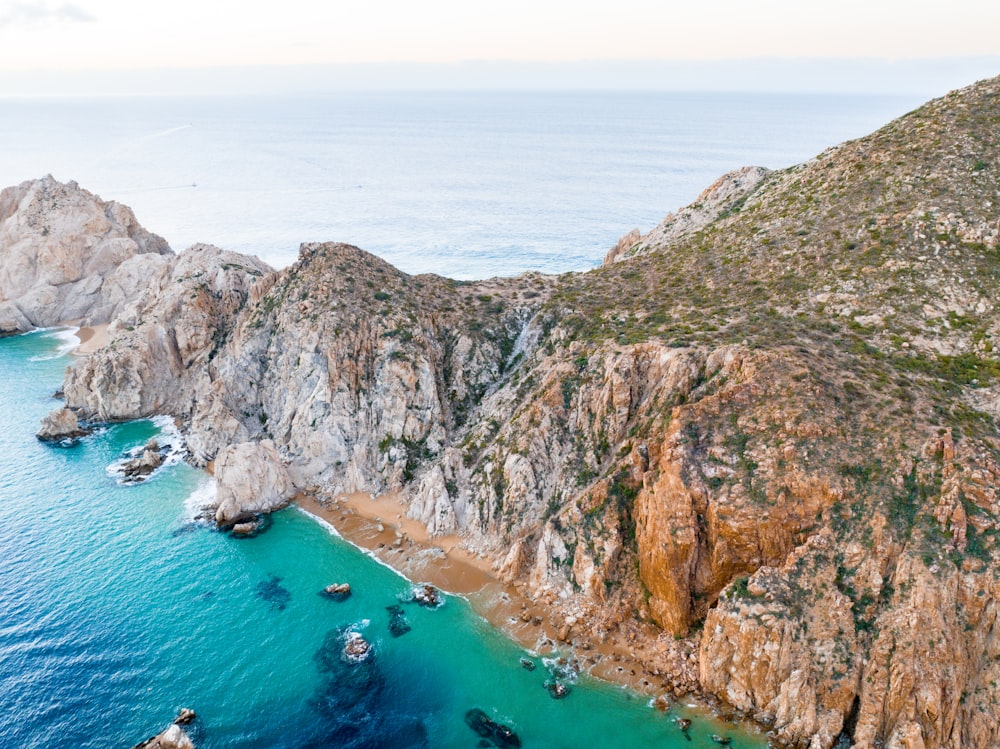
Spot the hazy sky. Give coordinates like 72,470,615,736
3,0,1000,69
0,1,998,93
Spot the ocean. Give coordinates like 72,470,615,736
0,91,922,278
0,92,922,747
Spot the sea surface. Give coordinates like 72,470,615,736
0,92,922,278
0,331,768,748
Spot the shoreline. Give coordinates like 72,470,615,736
73,323,109,355
294,492,767,743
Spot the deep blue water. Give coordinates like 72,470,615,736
0,330,768,747
0,92,921,277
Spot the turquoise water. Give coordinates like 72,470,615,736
0,331,766,748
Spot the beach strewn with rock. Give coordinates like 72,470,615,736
5,75,1000,748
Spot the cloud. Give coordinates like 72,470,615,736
0,2,96,28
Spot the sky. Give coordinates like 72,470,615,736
0,0,998,94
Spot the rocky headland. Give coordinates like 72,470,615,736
7,75,1000,749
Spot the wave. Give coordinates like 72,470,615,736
105,416,187,484
182,476,217,522
27,327,80,361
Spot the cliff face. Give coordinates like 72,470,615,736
0,175,171,334
21,75,1000,749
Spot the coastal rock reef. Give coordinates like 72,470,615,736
7,75,1000,749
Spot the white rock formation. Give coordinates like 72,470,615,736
213,440,294,525
0,176,172,334
36,407,89,441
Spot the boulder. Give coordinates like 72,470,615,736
410,583,442,608
132,723,194,749
36,408,90,442
342,631,371,663
213,440,293,525
321,582,352,600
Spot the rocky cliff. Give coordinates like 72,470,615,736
17,75,1000,749
0,175,171,334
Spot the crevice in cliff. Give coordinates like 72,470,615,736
840,695,861,745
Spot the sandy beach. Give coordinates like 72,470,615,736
73,324,110,354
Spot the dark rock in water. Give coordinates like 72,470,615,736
651,694,671,712
319,582,352,600
306,626,431,749
675,717,692,740
174,708,196,726
120,438,165,481
342,631,372,662
544,680,570,699
711,735,732,745
465,708,521,748
519,657,536,672
409,583,443,608
226,513,271,538
387,604,412,637
255,574,291,611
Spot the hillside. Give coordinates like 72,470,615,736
13,75,1000,748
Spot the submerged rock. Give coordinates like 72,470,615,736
386,604,411,637
711,735,732,745
519,657,536,672
544,680,570,699
464,708,521,749
36,408,90,442
254,574,291,611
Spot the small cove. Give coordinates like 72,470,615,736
0,330,768,748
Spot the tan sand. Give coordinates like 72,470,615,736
73,323,109,355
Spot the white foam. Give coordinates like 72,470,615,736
183,476,217,522
28,327,80,361
294,505,412,583
105,416,188,484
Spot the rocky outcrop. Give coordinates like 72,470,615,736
36,407,90,442
603,166,770,263
120,439,165,479
0,176,171,334
132,710,196,749
63,243,272,422
214,440,294,525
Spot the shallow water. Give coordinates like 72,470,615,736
0,330,766,747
